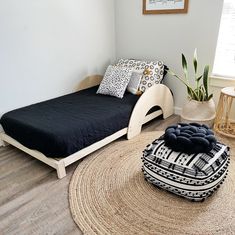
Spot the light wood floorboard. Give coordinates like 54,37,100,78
0,115,180,235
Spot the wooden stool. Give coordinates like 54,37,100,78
214,87,235,138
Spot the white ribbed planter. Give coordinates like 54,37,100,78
181,99,216,128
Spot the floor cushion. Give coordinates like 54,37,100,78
164,123,216,154
142,138,230,201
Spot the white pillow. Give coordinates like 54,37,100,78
97,65,132,98
117,59,165,92
127,69,144,95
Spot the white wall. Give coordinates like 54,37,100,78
0,0,115,117
0,0,230,125
115,0,224,110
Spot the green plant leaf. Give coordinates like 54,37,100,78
193,48,198,74
167,70,184,82
201,86,205,101
207,94,213,101
167,69,177,76
187,87,191,96
203,65,210,99
167,69,189,87
167,68,197,99
187,87,195,98
189,87,200,101
182,54,188,81
196,75,202,82
167,50,212,102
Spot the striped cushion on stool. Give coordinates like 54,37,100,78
142,139,230,201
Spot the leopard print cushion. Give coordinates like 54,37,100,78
117,59,164,92
97,65,132,98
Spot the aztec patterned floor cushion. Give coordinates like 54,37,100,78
142,138,230,201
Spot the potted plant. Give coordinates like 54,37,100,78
167,49,215,127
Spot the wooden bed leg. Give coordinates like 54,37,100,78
56,161,66,179
0,132,9,147
1,140,9,147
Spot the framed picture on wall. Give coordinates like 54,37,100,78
143,0,189,14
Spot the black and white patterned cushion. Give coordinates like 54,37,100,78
97,65,132,98
142,139,230,201
117,59,165,92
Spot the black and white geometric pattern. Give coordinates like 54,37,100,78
97,65,132,98
117,59,165,92
142,139,230,201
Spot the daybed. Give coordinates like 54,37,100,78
0,75,174,178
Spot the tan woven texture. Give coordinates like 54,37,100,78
69,132,235,235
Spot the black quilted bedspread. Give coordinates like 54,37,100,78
0,86,140,158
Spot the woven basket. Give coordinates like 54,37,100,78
181,99,216,127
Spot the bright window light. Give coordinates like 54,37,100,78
213,0,235,78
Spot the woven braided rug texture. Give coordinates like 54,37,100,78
69,132,235,235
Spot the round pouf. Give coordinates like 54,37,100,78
142,137,230,201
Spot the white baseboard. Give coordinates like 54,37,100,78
174,106,182,115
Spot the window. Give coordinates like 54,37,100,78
213,0,235,78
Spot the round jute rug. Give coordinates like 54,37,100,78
69,131,235,235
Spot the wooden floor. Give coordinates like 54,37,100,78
0,115,180,235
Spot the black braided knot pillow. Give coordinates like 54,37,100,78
164,123,217,154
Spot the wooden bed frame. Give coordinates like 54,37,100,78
0,75,174,179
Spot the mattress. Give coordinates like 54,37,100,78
0,86,140,158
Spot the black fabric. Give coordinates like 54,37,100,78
164,123,217,154
0,86,140,158
163,65,168,78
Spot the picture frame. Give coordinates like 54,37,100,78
143,0,189,14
